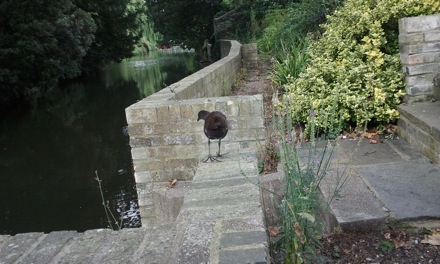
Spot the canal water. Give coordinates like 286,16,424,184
0,51,199,235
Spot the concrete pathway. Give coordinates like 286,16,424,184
320,138,440,231
1,139,439,263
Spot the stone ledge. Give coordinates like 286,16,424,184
398,102,440,163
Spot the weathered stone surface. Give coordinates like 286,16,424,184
218,247,267,264
399,13,440,33
0,232,45,263
19,231,76,264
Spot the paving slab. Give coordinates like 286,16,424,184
321,139,440,231
357,158,440,220
320,165,388,231
19,231,76,264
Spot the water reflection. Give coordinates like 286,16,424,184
0,51,198,235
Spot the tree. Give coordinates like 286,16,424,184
146,0,221,50
0,0,96,108
74,0,147,73
0,0,147,109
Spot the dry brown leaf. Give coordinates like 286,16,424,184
363,132,377,139
295,222,305,243
394,240,413,249
167,179,177,189
268,226,281,237
370,139,378,144
343,249,351,255
384,232,391,240
421,233,440,246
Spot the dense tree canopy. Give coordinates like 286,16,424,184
146,0,222,50
74,0,147,72
0,0,146,109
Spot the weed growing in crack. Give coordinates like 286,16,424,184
272,100,352,263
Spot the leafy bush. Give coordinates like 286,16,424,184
271,36,309,88
282,0,440,131
258,0,344,56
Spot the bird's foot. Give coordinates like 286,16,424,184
216,151,229,158
203,155,221,162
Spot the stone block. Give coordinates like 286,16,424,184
405,62,440,75
19,231,77,264
221,217,265,233
220,231,267,248
399,14,440,34
156,105,169,122
425,31,440,42
176,221,215,264
129,136,161,148
398,33,424,44
0,232,45,263
152,181,191,223
408,42,440,54
225,99,239,117
402,52,440,65
417,127,435,149
407,84,433,96
151,168,195,182
163,134,196,145
168,104,182,122
405,73,437,87
180,104,193,120
131,147,148,160
218,247,267,264
422,145,437,163
56,230,115,263
236,116,265,129
134,171,151,183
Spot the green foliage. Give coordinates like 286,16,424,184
274,97,352,263
282,0,440,131
380,240,395,253
0,0,148,108
135,21,163,54
258,0,344,55
75,0,147,73
275,111,329,263
0,0,96,107
219,0,290,44
146,0,221,51
271,37,309,87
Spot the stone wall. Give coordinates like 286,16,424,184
399,13,440,103
125,40,265,225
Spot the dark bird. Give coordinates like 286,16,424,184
197,110,228,162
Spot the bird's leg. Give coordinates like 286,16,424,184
217,139,221,156
216,139,229,157
203,139,220,162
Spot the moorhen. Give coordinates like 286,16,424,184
197,110,228,162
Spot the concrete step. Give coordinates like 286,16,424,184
398,101,440,163
0,225,177,264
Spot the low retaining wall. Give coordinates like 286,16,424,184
398,14,440,164
399,13,440,103
125,41,265,225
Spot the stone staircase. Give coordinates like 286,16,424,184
0,152,268,264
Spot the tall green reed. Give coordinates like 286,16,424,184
273,102,349,263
